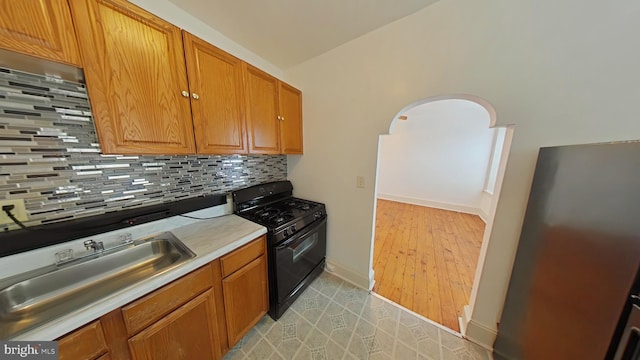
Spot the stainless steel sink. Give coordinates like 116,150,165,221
0,232,195,338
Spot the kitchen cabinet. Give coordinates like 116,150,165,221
183,32,248,154
0,0,81,66
128,290,220,360
68,0,300,155
218,235,269,347
123,266,221,360
58,320,109,360
278,82,304,154
244,65,280,154
245,65,304,155
69,0,196,155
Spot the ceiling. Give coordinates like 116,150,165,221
169,0,440,69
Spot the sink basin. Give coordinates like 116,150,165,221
0,232,195,338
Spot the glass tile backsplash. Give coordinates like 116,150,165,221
0,67,286,230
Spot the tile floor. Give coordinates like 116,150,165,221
223,271,492,360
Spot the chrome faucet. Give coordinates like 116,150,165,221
83,240,104,252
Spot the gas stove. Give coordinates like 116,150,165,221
232,180,327,319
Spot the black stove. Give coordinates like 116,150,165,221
233,181,327,319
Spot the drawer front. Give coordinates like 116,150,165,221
121,265,212,336
58,320,108,360
220,236,266,277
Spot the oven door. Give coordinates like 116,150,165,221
274,217,327,302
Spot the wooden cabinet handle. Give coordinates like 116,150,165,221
181,90,189,97
192,93,200,100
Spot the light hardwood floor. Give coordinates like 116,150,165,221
372,199,485,332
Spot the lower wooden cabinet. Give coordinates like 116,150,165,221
58,320,109,360
57,235,268,360
222,254,269,346
128,290,220,360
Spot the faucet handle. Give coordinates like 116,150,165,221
84,239,104,252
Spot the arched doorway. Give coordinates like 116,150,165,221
370,95,513,334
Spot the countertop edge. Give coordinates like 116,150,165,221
10,217,267,341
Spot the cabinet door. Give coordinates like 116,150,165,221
222,254,269,346
128,290,221,360
0,0,81,66
244,64,280,154
183,32,247,154
278,82,303,154
69,0,196,155
58,320,109,360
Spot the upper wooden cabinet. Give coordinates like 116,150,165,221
0,0,81,66
57,0,302,155
244,64,280,154
244,64,303,155
183,33,247,154
69,0,196,155
279,82,303,154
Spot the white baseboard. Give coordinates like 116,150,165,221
459,305,472,334
377,193,480,216
477,209,489,224
464,317,497,351
325,260,371,290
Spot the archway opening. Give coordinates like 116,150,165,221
370,95,513,334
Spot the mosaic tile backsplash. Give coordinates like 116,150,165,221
0,67,286,230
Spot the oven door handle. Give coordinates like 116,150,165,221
275,217,326,250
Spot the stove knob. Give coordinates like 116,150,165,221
283,229,289,237
290,225,297,233
314,211,322,219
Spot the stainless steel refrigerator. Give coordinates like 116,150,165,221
493,142,640,359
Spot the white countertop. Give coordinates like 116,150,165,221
5,210,266,341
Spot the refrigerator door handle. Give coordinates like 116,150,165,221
614,304,640,360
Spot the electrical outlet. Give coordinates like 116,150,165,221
356,176,365,188
0,199,28,225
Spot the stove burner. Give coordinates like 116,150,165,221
286,200,312,211
256,208,280,218
269,213,294,225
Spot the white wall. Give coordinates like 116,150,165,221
129,0,283,78
377,99,494,214
285,0,640,348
